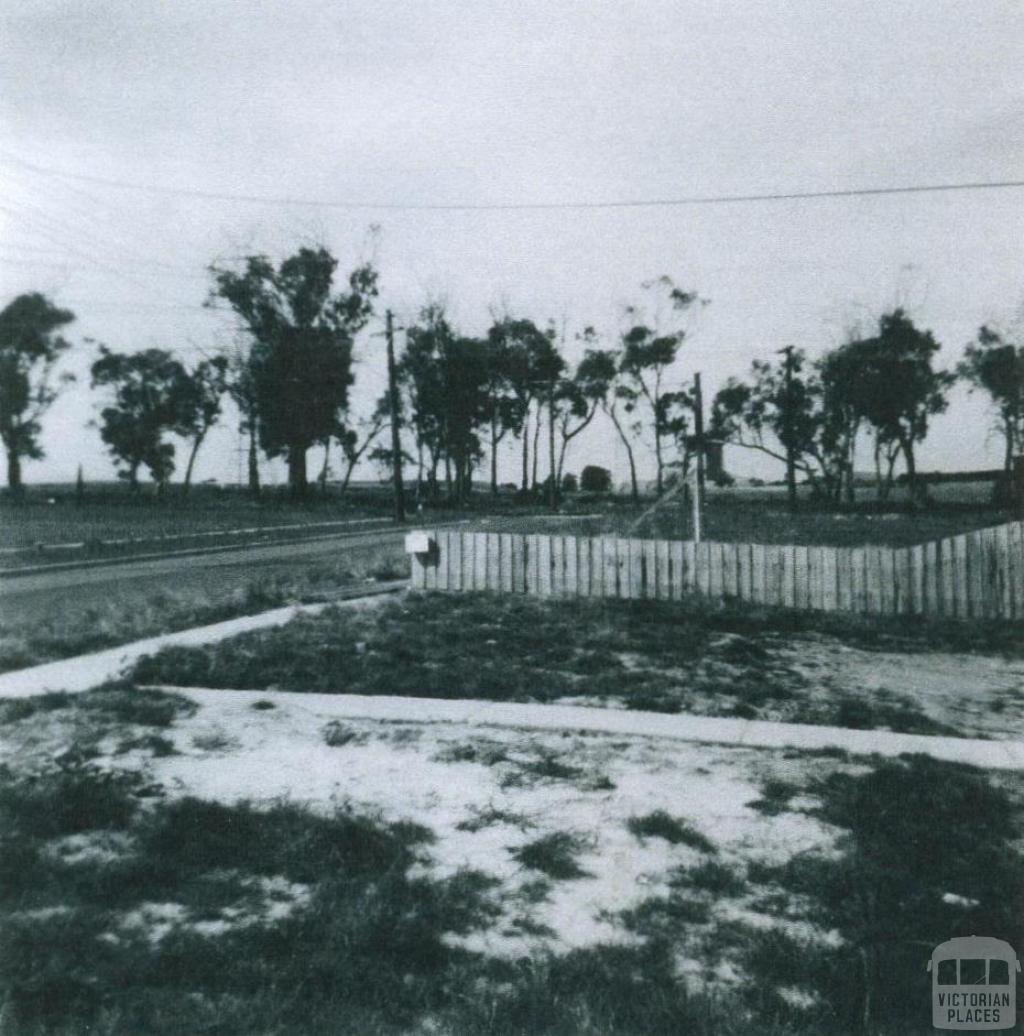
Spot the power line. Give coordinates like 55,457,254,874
1,172,207,279
0,251,208,280
3,150,1023,212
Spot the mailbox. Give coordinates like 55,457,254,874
404,530,434,554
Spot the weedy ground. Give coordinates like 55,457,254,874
1,684,1021,1035
127,591,1024,738
0,542,407,675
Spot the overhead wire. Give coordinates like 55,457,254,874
1,169,208,280
2,149,1023,212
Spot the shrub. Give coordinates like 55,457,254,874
0,763,144,839
580,465,612,493
627,811,716,852
511,832,591,879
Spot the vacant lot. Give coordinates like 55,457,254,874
1,684,1021,1035
127,592,1024,740
494,493,1014,547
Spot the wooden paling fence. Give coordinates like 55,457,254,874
410,521,1024,619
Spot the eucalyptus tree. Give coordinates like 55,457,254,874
402,306,491,503
91,347,186,493
487,317,563,491
711,348,843,500
401,304,454,499
174,356,228,494
619,276,706,495
959,323,1024,473
0,292,75,492
209,247,377,497
479,331,520,494
841,310,953,502
553,339,616,485
573,336,641,502
335,394,389,493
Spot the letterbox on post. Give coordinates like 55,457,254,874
404,530,436,588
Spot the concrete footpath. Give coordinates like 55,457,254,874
162,687,1024,771
0,584,403,698
2,583,1022,770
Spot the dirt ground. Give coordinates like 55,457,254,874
0,689,863,985
4,666,1021,1033
741,635,1024,741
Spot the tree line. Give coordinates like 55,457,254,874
710,311,1023,504
1,244,1022,503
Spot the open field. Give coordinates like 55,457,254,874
0,485,400,550
492,491,1016,547
2,481,1015,558
126,592,1024,740
1,683,1021,1035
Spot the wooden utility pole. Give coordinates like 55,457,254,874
385,310,406,523
1014,455,1024,519
778,345,798,511
692,371,705,542
548,373,558,511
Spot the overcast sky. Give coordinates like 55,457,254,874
2,0,1022,488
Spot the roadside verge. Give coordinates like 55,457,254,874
0,582,405,698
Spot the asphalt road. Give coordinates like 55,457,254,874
0,527,409,624
0,512,586,625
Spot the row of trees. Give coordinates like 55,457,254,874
710,310,1024,503
394,277,707,504
1,246,1023,501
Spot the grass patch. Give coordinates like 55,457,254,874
670,860,747,897
7,750,1003,1031
596,489,1011,547
115,732,177,757
518,754,584,781
0,762,147,840
190,731,235,752
739,755,1024,1033
831,693,962,735
457,805,534,833
80,684,198,728
748,778,803,816
124,593,1020,739
0,760,509,1035
619,892,713,935
626,811,716,852
322,720,369,747
499,751,588,789
510,832,591,880
0,691,76,725
0,683,197,731
434,738,510,766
